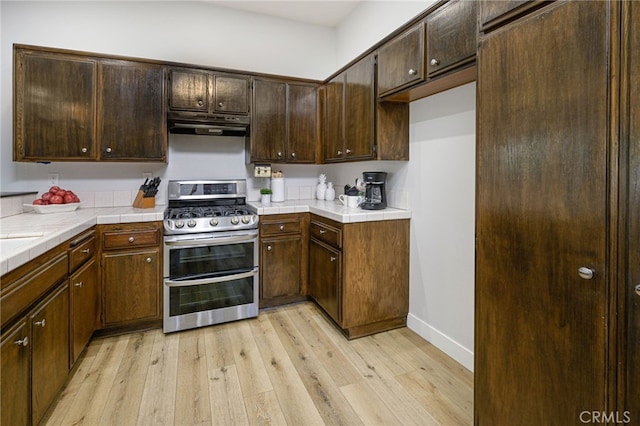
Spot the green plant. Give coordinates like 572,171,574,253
260,188,272,195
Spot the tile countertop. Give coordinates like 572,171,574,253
0,206,165,276
248,199,411,223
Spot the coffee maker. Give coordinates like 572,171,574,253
361,172,387,210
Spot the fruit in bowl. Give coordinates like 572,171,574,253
33,186,80,205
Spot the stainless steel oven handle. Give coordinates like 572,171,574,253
164,268,258,288
164,234,257,248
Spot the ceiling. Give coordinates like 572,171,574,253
209,1,362,27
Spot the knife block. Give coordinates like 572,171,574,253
132,190,155,209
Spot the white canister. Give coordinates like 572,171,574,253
271,177,285,202
325,182,335,201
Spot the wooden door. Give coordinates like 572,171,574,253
214,75,249,114
14,50,96,161
261,237,302,301
287,83,317,163
309,239,341,323
345,54,374,160
31,283,69,425
1,319,30,426
475,2,610,423
70,258,99,365
168,68,210,112
323,74,345,162
622,0,640,419
251,79,286,162
102,248,161,326
97,60,166,161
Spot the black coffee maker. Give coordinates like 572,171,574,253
361,172,387,210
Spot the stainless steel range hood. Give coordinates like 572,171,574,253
168,112,249,137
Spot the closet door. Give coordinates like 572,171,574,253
475,1,610,423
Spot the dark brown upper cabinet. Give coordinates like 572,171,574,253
14,45,167,162
168,68,250,115
426,0,477,78
479,0,550,33
250,78,318,163
377,22,426,98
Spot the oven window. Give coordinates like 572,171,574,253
169,275,254,316
169,241,254,279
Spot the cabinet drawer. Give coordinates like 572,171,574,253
69,235,95,272
310,220,342,248
102,229,160,250
261,219,302,236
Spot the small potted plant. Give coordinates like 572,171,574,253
260,188,272,206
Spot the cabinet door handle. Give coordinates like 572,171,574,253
74,281,83,287
105,147,112,153
14,337,28,347
81,147,88,153
82,248,91,254
197,100,204,107
279,225,285,231
277,151,283,158
346,148,352,154
34,319,46,328
128,236,135,243
430,58,440,66
319,229,326,234
146,257,152,263
330,256,336,262
337,150,343,156
267,245,272,251
634,284,640,296
578,266,595,280
291,152,296,159
218,102,224,108
408,68,418,75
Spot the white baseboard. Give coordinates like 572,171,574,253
406,313,474,372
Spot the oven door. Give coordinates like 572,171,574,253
163,230,259,333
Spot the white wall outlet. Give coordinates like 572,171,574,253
254,164,271,178
143,172,153,179
47,173,59,186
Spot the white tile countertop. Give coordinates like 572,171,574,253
248,199,411,223
0,206,165,275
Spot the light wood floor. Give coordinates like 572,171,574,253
44,302,473,426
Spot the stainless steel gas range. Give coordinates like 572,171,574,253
163,179,259,333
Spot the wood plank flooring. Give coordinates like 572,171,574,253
44,302,473,425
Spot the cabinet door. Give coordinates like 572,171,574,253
479,0,538,31
168,68,210,112
261,237,302,301
97,60,166,161
14,50,96,161
426,0,477,78
31,283,69,425
1,319,30,426
102,248,161,326
377,22,425,97
623,0,640,418
309,239,340,323
323,74,345,162
476,2,609,423
70,258,99,365
287,83,317,163
214,75,249,114
345,54,375,160
251,79,286,162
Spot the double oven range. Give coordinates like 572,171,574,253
163,180,259,333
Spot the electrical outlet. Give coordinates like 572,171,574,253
254,164,271,178
47,173,59,186
143,172,153,179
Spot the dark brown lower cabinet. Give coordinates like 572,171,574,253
1,319,30,426
70,258,99,364
309,239,341,322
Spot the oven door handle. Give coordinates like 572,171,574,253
164,233,257,248
164,268,258,288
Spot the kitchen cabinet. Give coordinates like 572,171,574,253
97,60,166,161
99,222,162,329
168,67,250,115
475,1,622,423
308,215,410,339
259,213,309,308
1,319,30,426
479,0,547,33
30,283,69,425
426,0,476,78
377,22,425,97
323,53,409,162
14,45,167,162
250,79,318,163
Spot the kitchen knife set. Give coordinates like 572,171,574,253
133,177,161,208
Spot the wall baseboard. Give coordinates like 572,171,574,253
406,313,474,372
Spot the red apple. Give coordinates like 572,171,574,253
50,195,63,204
41,192,53,201
33,199,43,205
49,186,60,194
63,194,76,204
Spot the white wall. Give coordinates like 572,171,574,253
1,0,476,370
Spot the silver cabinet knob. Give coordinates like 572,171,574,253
74,281,83,287
319,229,326,234
346,148,352,154
146,257,152,263
430,58,440,66
635,284,640,296
330,256,337,262
105,147,112,153
34,319,46,327
128,236,135,243
408,68,418,75
337,150,343,156
279,225,285,231
81,147,88,153
197,100,204,107
291,152,296,159
267,245,272,251
578,267,595,280
14,337,28,347
82,248,90,254
218,102,224,108
277,151,283,158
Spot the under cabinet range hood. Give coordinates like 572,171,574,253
167,112,250,136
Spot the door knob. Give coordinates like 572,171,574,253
635,284,640,296
578,267,595,280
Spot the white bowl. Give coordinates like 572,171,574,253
24,202,83,214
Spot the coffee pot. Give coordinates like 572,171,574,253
361,171,387,210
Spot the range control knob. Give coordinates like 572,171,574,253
175,220,185,228
187,219,197,228
242,216,251,224
209,218,219,227
230,216,240,225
